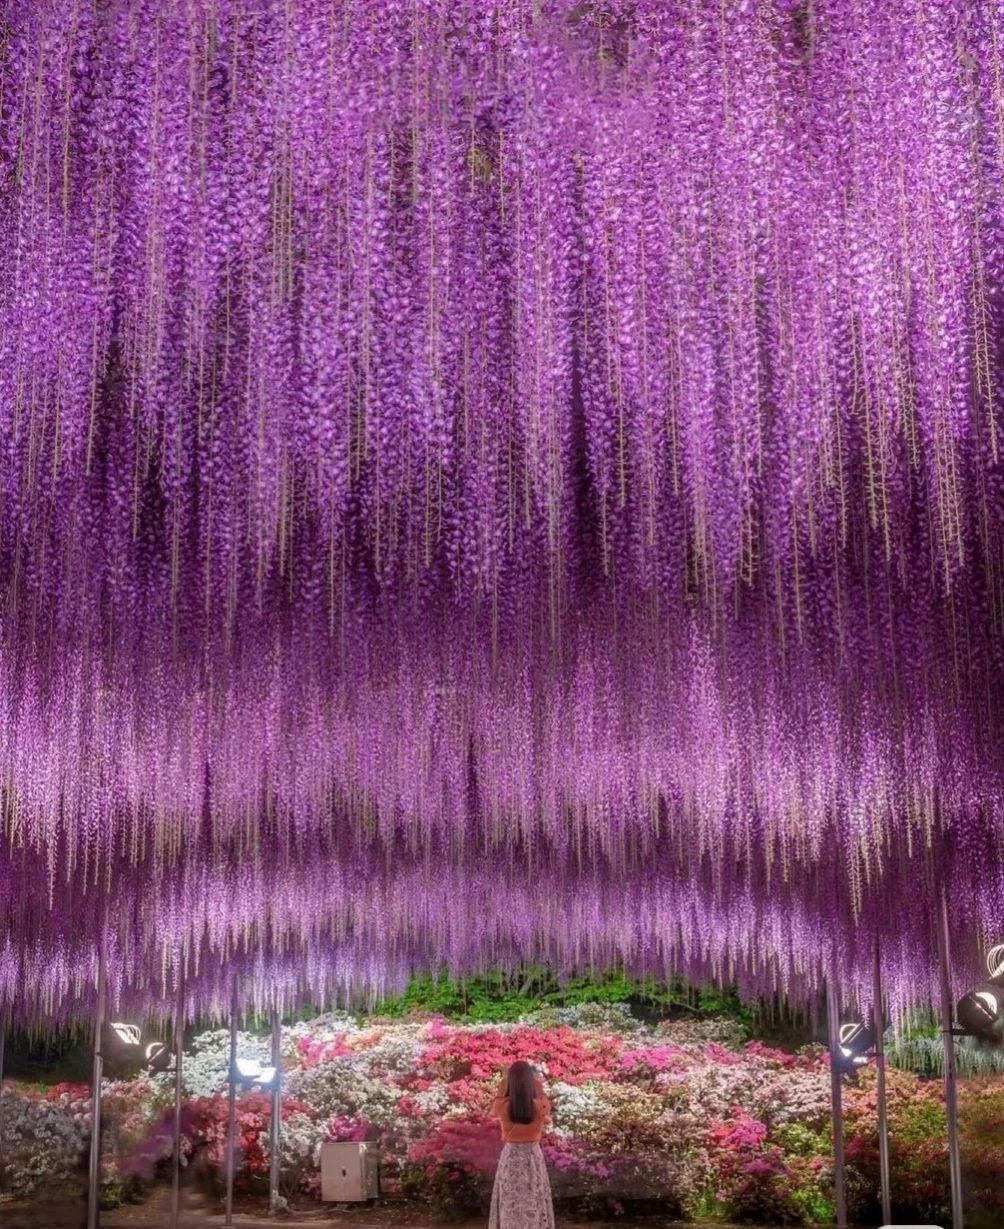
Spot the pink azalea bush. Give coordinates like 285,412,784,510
324,1114,375,1143
693,1108,815,1225
297,1034,354,1068
617,1044,691,1079
418,1023,621,1084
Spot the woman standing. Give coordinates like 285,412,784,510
488,1061,555,1229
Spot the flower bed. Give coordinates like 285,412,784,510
4,1004,997,1224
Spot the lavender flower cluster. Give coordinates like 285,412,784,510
0,1,1002,1024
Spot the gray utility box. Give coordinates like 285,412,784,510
320,1141,380,1202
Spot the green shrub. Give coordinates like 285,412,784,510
372,969,754,1026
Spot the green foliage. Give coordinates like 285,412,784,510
791,1186,834,1224
398,1159,485,1219
773,1122,828,1159
98,1176,144,1210
686,1185,728,1221
373,970,546,1021
370,968,754,1025
3,1027,92,1084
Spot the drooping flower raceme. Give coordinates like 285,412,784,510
0,0,1003,1024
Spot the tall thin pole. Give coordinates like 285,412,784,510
269,1008,281,1214
224,982,238,1229
170,976,185,1229
0,1021,6,1194
872,940,892,1227
826,975,848,1229
936,884,964,1229
87,939,107,1229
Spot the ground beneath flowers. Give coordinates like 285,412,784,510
0,1187,794,1229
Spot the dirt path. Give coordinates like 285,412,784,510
2,1198,774,1229
2,1185,786,1229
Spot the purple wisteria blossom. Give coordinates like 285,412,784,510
0,0,1002,1023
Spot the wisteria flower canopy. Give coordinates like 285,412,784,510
1,0,1003,1027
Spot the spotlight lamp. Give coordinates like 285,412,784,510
109,1022,142,1047
956,986,1004,1043
955,939,1004,1045
233,1057,278,1087
105,1023,175,1072
836,1020,876,1073
144,1041,174,1074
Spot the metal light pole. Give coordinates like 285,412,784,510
0,1021,6,1194
170,977,185,1229
224,982,238,1229
872,940,892,1227
87,939,108,1229
268,1009,282,1214
936,884,964,1229
826,975,848,1229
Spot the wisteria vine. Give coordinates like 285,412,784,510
2,0,1004,1023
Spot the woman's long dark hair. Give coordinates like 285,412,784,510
506,1060,536,1124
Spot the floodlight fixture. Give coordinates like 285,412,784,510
109,1022,142,1047
836,1019,876,1072
956,983,1004,1044
145,1041,174,1074
234,1056,278,1087
106,1022,175,1071
955,938,1004,1045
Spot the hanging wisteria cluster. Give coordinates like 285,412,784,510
2,0,1004,1025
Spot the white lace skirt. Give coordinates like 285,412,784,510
488,1142,556,1229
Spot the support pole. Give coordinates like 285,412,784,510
936,884,964,1229
87,940,107,1229
269,1008,281,1214
872,940,892,1227
826,976,848,1229
225,982,238,1229
0,1022,6,1194
170,977,184,1229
